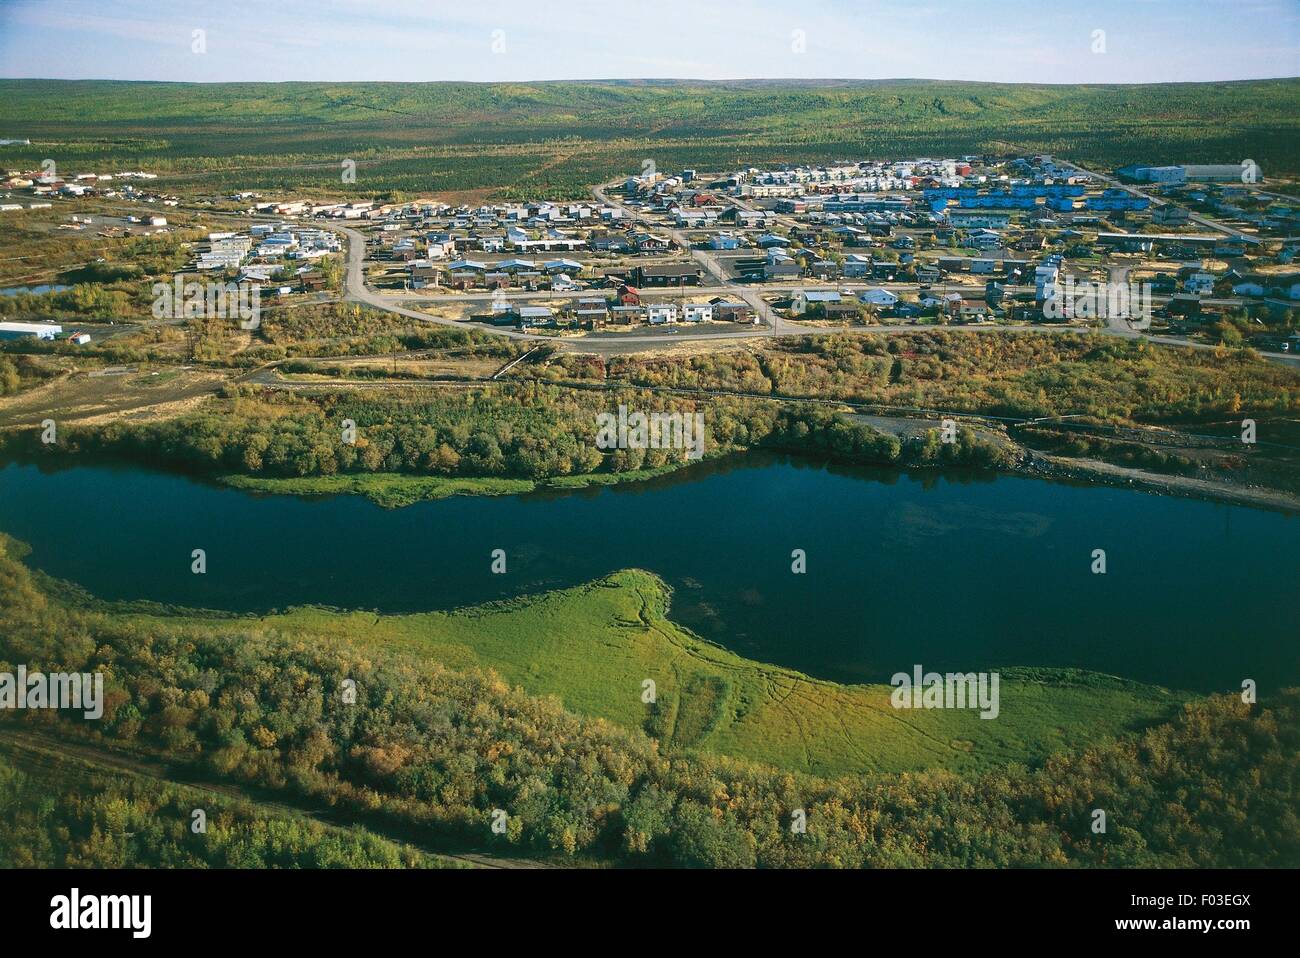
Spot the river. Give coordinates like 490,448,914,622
0,453,1295,692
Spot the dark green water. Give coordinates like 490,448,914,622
0,454,1295,692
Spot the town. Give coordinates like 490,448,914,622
3,152,1298,358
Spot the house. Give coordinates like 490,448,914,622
959,301,996,322
610,304,644,324
824,302,863,320
409,262,440,289
497,258,537,274
842,254,873,278
675,208,718,228
1035,263,1061,300
810,259,841,280
858,287,899,307
709,232,742,251
967,229,1004,250
632,232,670,253
915,265,943,283
764,252,801,281
646,304,679,324
517,306,554,327
791,290,842,316
710,299,756,323
575,298,609,328
66,331,92,346
682,303,714,322
633,263,701,287
447,259,488,275
543,258,584,275
588,230,631,253
1184,271,1216,296
1214,238,1249,258
1152,205,1190,226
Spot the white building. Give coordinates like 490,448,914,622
0,322,62,341
858,287,899,307
646,304,679,324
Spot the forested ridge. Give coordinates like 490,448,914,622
1,78,1294,198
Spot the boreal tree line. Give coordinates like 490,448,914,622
0,754,447,869
5,381,1014,481
0,538,1294,868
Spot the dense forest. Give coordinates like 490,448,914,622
0,534,1295,868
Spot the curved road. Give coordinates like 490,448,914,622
326,204,1298,366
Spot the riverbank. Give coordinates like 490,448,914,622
0,531,1178,778
1023,450,1300,515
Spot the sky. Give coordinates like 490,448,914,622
0,0,1297,84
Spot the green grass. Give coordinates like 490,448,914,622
216,463,691,507
113,568,1179,777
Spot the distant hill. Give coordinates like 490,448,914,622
1,77,1295,199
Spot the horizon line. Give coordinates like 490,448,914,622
2,75,1298,87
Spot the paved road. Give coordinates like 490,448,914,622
591,179,785,333
1058,159,1261,241
336,224,542,341
287,196,1299,367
